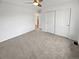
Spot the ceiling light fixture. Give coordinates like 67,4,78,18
33,0,38,6
33,2,38,6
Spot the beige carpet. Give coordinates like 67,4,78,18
0,30,79,59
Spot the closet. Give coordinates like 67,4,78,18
41,8,71,38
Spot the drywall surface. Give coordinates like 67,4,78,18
0,2,35,42
41,1,79,40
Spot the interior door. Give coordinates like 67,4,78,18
44,11,55,33
55,8,71,38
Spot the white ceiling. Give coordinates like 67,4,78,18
1,0,75,6
1,0,37,13
1,0,33,7
1,0,78,12
43,0,74,5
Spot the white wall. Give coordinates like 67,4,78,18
0,2,35,42
41,0,79,40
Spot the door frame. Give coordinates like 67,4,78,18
54,8,71,38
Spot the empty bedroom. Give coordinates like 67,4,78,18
0,0,79,59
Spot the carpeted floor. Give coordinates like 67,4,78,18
0,30,79,59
